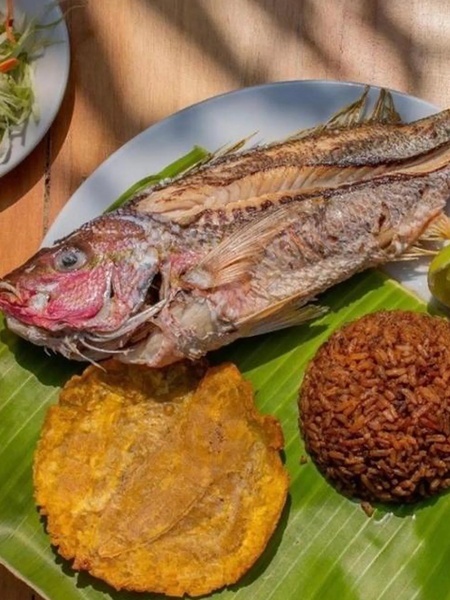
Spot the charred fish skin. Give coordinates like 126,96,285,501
1,89,450,366
132,108,450,225
124,163,450,366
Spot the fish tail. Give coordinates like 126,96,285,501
420,213,450,241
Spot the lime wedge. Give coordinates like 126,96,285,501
428,244,450,306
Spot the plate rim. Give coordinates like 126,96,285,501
0,0,71,177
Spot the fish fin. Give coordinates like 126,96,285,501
396,244,438,261
377,225,438,260
368,88,402,124
214,132,259,157
141,134,259,209
322,85,370,129
181,206,295,289
172,134,258,180
419,213,450,241
237,298,328,338
286,87,371,141
376,217,440,261
287,87,401,141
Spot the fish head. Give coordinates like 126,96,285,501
0,212,161,356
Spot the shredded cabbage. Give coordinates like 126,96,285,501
0,6,56,161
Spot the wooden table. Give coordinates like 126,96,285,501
1,0,449,597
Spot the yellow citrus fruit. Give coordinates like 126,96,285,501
428,245,450,306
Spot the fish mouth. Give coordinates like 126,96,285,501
4,298,168,364
0,261,168,361
4,315,65,351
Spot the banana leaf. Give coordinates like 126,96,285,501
2,266,449,600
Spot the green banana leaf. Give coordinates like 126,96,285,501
2,266,449,600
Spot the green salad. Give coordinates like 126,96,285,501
0,0,57,160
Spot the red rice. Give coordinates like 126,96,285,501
298,310,450,504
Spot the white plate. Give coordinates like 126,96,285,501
44,80,440,303
0,0,70,176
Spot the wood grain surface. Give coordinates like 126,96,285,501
1,0,450,598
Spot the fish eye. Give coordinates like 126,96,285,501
54,247,87,272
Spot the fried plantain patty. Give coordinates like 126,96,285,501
33,360,288,597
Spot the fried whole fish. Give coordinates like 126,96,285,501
1,90,450,366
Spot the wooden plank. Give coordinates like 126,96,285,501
0,143,46,277
0,563,44,600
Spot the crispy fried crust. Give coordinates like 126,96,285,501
33,360,288,597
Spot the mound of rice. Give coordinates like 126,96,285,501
299,310,450,504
